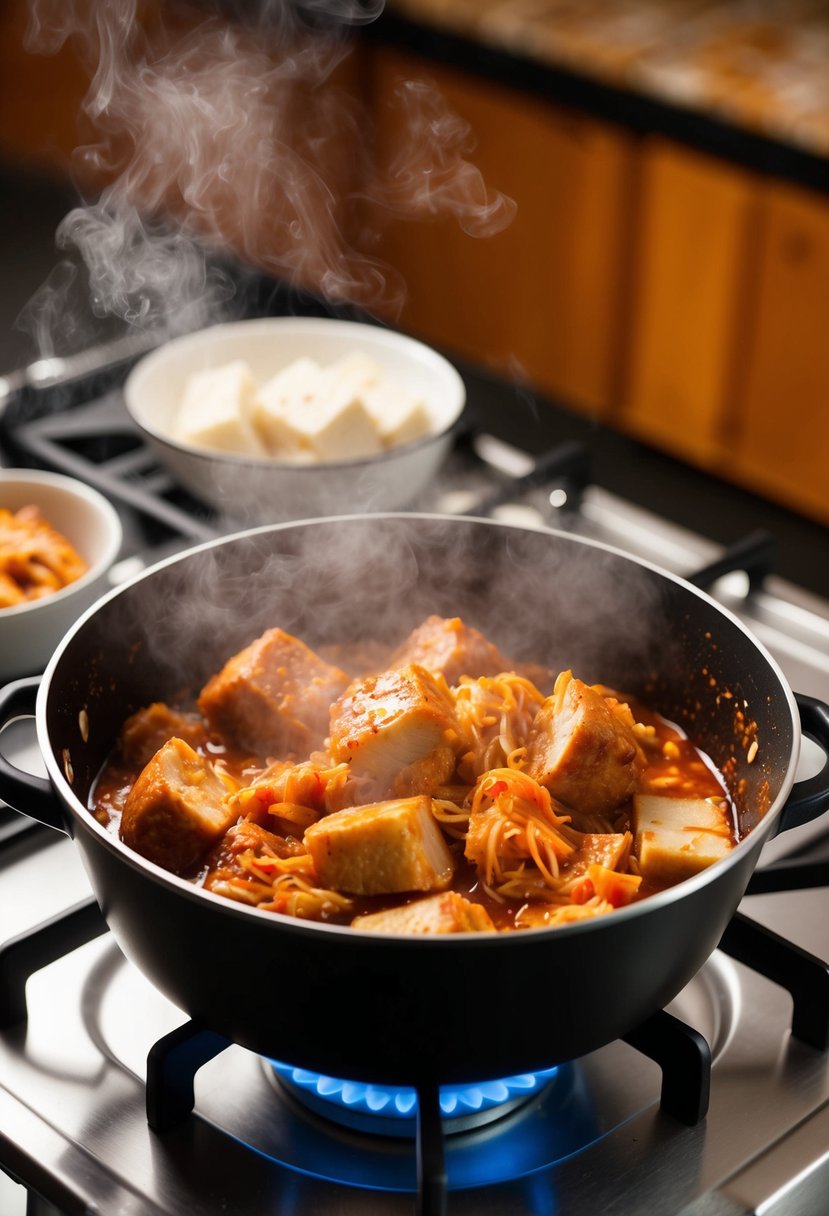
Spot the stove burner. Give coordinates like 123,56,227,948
270,1060,560,1136
256,1057,601,1192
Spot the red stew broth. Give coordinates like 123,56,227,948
90,665,733,931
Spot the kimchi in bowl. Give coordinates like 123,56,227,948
0,469,122,680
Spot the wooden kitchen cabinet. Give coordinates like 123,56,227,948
359,46,636,418
728,180,829,524
617,138,762,467
0,0,93,176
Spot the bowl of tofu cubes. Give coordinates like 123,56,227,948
123,316,466,522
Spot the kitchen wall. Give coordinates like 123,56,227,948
2,0,829,528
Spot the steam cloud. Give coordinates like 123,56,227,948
21,0,516,354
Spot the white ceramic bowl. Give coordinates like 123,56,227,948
0,469,123,680
123,317,466,523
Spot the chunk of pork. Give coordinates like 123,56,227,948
390,614,554,693
198,627,349,759
388,615,510,686
328,663,461,798
120,737,236,874
525,671,646,817
117,702,205,769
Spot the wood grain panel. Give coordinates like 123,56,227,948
730,181,829,523
359,47,636,417
618,139,761,466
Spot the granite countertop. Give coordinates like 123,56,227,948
384,0,829,159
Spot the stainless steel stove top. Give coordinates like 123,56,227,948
1,878,827,1216
2,362,829,1215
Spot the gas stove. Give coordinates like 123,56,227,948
2,326,829,1215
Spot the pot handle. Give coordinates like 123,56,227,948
775,694,829,835
0,677,69,834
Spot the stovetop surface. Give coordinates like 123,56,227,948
2,336,829,1215
2,825,829,1216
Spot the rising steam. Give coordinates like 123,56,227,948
20,0,516,354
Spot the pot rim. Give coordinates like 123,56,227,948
36,511,801,944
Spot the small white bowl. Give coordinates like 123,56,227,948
0,469,123,680
123,317,466,523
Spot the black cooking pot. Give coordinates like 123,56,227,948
1,515,828,1086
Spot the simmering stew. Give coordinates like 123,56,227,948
91,615,736,933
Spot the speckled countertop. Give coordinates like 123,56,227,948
384,0,829,158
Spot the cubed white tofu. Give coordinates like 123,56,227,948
326,351,384,395
304,795,455,895
257,375,381,463
175,360,267,456
326,352,431,448
364,382,432,448
252,357,322,456
633,794,734,884
352,892,494,934
294,387,382,461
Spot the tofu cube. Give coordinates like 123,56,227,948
326,352,432,449
525,672,646,816
633,794,734,884
326,351,384,395
352,892,494,934
254,353,382,463
198,627,349,758
294,386,381,462
364,382,432,448
252,357,322,457
175,360,267,456
304,795,455,895
328,663,461,797
120,737,236,874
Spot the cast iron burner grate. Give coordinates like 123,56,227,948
2,876,829,1216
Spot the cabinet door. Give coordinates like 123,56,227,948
730,181,829,524
0,0,92,173
361,47,635,417
618,139,761,467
